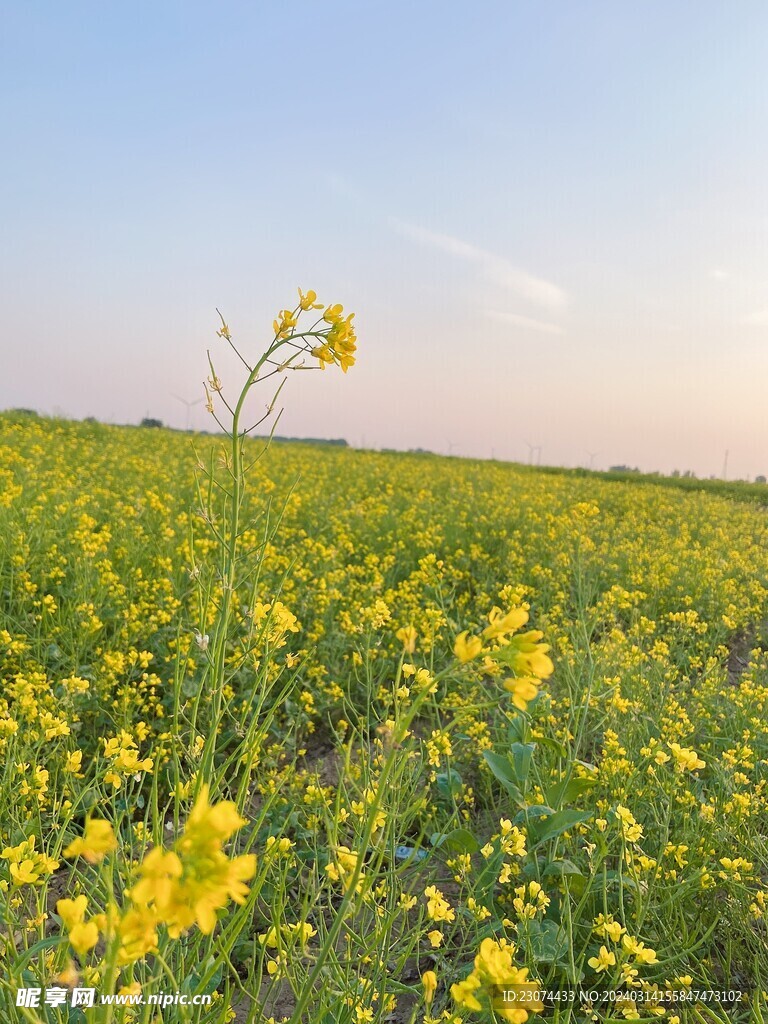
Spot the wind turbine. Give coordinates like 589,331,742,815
586,450,599,470
172,393,203,431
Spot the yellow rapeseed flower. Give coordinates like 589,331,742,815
64,820,118,864
451,938,543,1022
422,970,438,1004
454,631,483,663
56,896,102,955
588,945,616,973
483,606,529,639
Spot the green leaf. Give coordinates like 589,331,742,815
546,774,598,809
431,828,480,854
523,919,570,964
527,809,591,848
511,742,536,788
507,715,533,745
183,956,224,997
535,735,568,758
542,858,583,879
543,858,587,896
435,769,463,800
483,752,525,806
474,847,504,906
514,804,555,826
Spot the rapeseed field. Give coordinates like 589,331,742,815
1,297,767,1023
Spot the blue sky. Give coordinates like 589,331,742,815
3,1,768,477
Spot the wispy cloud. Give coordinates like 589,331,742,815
710,268,730,281
391,218,566,309
485,309,564,335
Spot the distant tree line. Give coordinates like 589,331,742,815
136,417,348,446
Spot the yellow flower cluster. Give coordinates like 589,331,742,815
454,605,554,711
126,786,255,945
267,289,358,372
512,880,550,919
311,303,357,373
667,742,706,772
325,846,364,893
424,885,456,923
56,895,105,955
58,788,255,964
1,834,59,887
252,600,301,648
102,730,154,789
451,937,543,1023
64,819,119,863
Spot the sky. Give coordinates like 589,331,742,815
2,1,768,478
